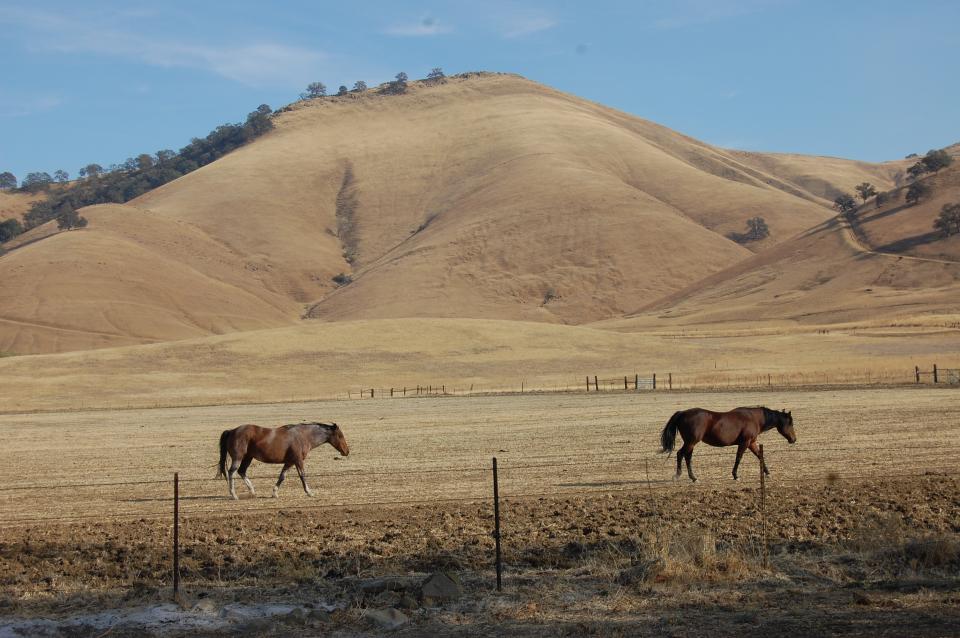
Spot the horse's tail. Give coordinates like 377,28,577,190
660,411,685,454
217,429,231,479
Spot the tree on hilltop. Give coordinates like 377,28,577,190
921,149,953,173
855,182,877,202
426,67,445,83
79,164,103,179
301,82,327,99
353,80,367,92
0,172,16,189
385,72,409,94
337,85,348,96
21,172,53,193
54,169,70,183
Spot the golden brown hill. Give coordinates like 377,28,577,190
612,166,960,330
0,190,44,223
0,73,913,354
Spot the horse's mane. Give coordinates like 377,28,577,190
759,407,788,431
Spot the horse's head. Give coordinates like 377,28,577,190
326,422,350,457
777,409,796,444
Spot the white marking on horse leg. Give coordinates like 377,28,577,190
228,470,238,500
305,487,315,497
272,485,280,498
243,476,255,495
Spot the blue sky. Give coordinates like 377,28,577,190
2,0,958,181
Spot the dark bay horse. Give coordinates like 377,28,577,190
660,407,795,482
217,422,349,499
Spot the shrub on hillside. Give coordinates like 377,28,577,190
0,172,15,189
727,216,770,243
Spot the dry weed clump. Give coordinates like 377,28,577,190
846,512,960,575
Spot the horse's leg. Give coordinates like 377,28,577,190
227,457,240,500
748,441,770,475
732,444,746,480
273,462,293,498
683,443,697,482
675,449,684,480
294,460,315,497
238,455,255,495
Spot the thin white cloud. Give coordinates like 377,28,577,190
502,15,557,38
0,93,63,118
383,15,452,36
0,7,329,87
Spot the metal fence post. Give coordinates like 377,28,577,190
492,457,502,592
173,472,180,601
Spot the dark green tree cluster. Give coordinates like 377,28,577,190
426,67,445,83
21,172,53,193
907,148,953,180
905,181,931,205
0,218,23,242
833,193,857,214
934,203,960,237
0,172,15,189
20,105,274,231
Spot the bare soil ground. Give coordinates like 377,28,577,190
1,388,958,636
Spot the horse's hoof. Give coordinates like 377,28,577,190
306,490,315,497
230,494,239,501
732,475,739,481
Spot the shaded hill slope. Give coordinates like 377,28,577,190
612,174,960,330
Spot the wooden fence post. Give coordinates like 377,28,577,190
594,376,599,392
635,374,639,390
586,376,590,392
915,366,920,383
652,373,656,390
624,376,628,390
668,373,672,390
492,457,503,592
934,364,939,383
173,473,180,601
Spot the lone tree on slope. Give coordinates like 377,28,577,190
905,181,931,206
833,193,857,214
855,182,877,202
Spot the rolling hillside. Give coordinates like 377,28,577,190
0,73,917,354
612,165,960,330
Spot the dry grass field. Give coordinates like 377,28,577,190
2,388,958,635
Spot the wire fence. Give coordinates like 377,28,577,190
1,441,958,603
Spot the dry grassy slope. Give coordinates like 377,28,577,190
0,190,43,222
612,192,960,330
0,73,920,354
728,151,908,203
0,205,298,354
853,163,960,262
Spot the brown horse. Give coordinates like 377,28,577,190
217,422,349,499
660,407,795,482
